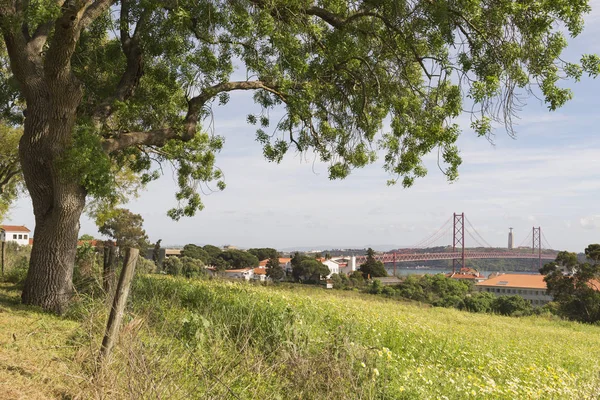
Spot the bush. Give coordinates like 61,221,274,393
137,257,157,274
164,257,183,276
491,295,533,316
5,256,28,284
459,292,495,313
368,279,383,294
181,256,206,279
381,285,397,297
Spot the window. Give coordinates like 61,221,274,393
24,234,27,239
13,234,17,239
18,234,22,239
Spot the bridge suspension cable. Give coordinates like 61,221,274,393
518,230,532,248
542,232,554,250
465,228,488,248
464,216,493,248
410,217,452,248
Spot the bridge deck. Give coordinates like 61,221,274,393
356,252,556,264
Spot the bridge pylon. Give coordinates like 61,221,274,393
532,227,542,271
452,213,465,273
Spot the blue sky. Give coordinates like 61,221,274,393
6,4,600,252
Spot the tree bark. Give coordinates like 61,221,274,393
19,85,85,314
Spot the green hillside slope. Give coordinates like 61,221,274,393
1,277,599,399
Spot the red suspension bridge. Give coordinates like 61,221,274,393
355,213,557,272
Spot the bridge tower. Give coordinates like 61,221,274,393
532,227,542,271
452,213,465,273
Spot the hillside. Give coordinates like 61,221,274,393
1,277,599,399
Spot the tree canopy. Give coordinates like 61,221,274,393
266,257,284,281
248,248,279,261
181,244,210,264
2,0,598,218
541,244,600,323
98,208,149,250
292,259,330,283
218,249,259,269
358,248,387,279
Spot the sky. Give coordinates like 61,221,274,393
6,4,600,252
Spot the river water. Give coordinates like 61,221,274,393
386,267,540,278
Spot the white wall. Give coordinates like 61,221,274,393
4,231,30,246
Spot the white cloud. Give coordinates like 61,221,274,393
580,215,600,230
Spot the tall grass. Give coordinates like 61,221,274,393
78,275,600,399
2,274,600,399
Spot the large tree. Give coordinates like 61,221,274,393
0,0,597,312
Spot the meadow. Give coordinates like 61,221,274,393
1,276,599,399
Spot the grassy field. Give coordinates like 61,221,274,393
1,276,600,399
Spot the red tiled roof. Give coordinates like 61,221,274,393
254,268,266,275
447,273,484,280
259,257,292,266
476,274,547,289
1,225,31,233
587,279,600,291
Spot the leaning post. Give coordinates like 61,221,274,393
98,247,139,362
1,230,5,277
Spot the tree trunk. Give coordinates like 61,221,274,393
19,88,85,314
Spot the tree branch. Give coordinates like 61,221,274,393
79,0,115,31
92,3,150,125
28,21,54,54
102,80,288,153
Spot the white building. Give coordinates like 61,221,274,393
0,225,31,246
253,268,268,282
322,256,357,278
475,274,553,306
223,268,254,280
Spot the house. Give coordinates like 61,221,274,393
322,256,357,277
0,225,31,246
259,257,292,271
253,267,268,282
223,268,254,280
446,267,487,283
475,274,553,306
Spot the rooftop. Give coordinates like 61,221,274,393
1,225,31,233
476,274,547,289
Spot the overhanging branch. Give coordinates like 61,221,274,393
102,80,288,153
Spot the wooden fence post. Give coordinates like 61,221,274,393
103,242,117,295
1,241,5,277
99,247,139,362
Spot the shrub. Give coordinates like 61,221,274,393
5,256,28,284
491,295,533,316
368,279,383,294
381,285,397,297
164,256,183,276
459,292,495,313
136,257,157,274
181,256,206,279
